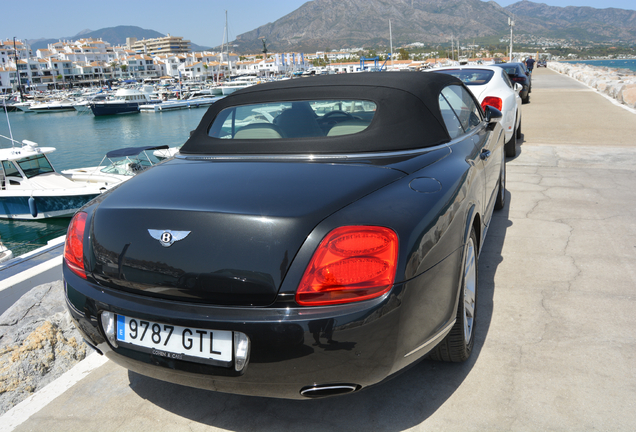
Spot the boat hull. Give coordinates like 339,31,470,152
90,102,141,116
221,86,249,95
139,98,218,112
31,105,76,113
0,193,100,220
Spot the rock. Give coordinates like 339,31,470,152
549,62,636,110
622,84,636,109
0,281,87,416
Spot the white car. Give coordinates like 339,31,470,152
430,66,523,157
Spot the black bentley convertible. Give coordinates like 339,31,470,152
63,72,506,399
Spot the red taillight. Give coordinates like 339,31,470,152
64,212,88,279
511,77,525,82
296,226,398,306
481,96,502,112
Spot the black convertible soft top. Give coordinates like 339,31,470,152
181,72,464,155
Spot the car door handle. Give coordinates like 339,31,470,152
480,149,491,160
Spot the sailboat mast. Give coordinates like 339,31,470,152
389,20,393,69
13,37,24,101
225,11,230,77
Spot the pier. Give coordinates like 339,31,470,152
3,67,636,431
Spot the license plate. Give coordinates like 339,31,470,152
116,315,233,367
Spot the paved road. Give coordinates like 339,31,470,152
8,68,636,431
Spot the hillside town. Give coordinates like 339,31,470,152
0,34,526,93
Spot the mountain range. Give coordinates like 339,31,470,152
26,0,636,54
27,26,211,52
233,0,636,52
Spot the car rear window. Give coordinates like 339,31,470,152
496,65,521,76
435,69,494,86
207,100,377,140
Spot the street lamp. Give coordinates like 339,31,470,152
508,17,515,62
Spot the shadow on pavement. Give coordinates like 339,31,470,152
126,201,511,431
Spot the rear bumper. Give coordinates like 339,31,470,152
63,245,460,399
64,269,408,399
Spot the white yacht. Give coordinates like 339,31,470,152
30,99,76,113
220,77,260,95
62,145,168,185
0,140,110,219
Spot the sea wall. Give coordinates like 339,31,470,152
549,62,636,110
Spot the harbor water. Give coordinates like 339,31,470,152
1,108,207,257
563,58,636,73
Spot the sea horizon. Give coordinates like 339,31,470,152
561,58,636,73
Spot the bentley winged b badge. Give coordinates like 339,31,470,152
148,229,191,247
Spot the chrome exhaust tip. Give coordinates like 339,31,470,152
300,384,360,398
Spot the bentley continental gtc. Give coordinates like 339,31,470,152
63,72,506,399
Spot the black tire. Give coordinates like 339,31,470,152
522,94,530,104
516,119,521,140
495,151,506,210
505,127,517,157
428,228,478,362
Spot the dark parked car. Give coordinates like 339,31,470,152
63,72,506,400
537,60,547,68
493,62,531,103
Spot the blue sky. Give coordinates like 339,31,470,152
2,0,634,48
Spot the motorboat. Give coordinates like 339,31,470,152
219,77,260,95
1,95,20,112
89,86,160,116
62,145,169,185
73,93,108,112
13,101,35,113
139,95,222,112
153,145,181,160
30,99,76,113
0,140,110,219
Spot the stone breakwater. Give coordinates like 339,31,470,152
549,62,636,110
0,281,87,415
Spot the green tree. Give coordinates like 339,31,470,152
398,48,410,61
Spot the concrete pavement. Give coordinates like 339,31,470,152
6,68,636,431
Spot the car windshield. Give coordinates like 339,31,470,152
496,65,522,76
435,69,495,86
208,100,377,140
16,154,55,178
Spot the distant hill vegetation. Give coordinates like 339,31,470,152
506,1,636,42
232,0,636,52
26,1,636,54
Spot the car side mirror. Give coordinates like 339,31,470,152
514,83,523,93
485,106,503,130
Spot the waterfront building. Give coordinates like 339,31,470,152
0,39,32,62
0,66,17,93
123,54,160,80
46,39,115,63
128,35,191,55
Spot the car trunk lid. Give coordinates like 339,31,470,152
89,159,404,306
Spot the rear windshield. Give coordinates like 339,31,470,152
495,65,522,76
207,100,377,140
435,69,494,86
